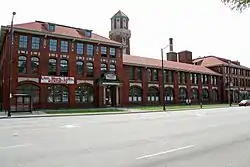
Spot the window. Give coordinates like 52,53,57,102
31,57,39,74
166,70,174,83
129,86,142,102
49,24,55,32
179,87,187,102
61,41,68,53
152,69,158,81
19,35,28,48
47,85,68,103
16,84,40,104
110,48,116,58
76,43,84,55
85,30,92,37
101,63,107,74
137,68,142,81
75,84,94,103
148,87,160,102
109,64,116,72
86,61,94,77
202,88,209,100
31,37,40,50
211,89,218,101
194,74,198,84
129,67,134,80
60,59,68,76
48,58,57,75
178,72,186,84
191,88,199,100
18,56,27,74
164,87,174,103
148,69,152,81
87,44,94,56
76,61,84,75
49,39,57,51
101,46,107,57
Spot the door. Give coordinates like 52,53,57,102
105,86,117,107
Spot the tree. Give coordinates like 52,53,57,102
222,0,250,11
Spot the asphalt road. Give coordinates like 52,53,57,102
1,107,250,167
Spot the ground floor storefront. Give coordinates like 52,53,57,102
2,76,250,111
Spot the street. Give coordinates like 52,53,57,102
1,107,250,167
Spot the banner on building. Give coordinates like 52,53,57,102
40,76,74,84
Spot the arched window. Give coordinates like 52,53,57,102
31,57,39,74
109,64,116,73
191,88,199,100
211,89,218,101
48,58,57,75
202,88,209,100
18,56,27,74
76,60,84,75
164,87,174,103
60,59,68,76
179,87,187,102
101,63,107,74
75,84,94,103
47,85,69,103
86,61,94,77
148,87,160,102
16,84,40,103
129,86,142,102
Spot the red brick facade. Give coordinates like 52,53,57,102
1,18,250,111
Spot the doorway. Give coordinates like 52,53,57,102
105,86,116,107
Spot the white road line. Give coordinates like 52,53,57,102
60,124,80,128
0,143,33,149
136,145,195,160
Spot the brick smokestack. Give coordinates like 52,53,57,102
169,38,173,52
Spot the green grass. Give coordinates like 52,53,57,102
45,108,123,114
137,104,236,111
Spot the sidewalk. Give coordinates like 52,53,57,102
0,105,237,119
0,109,163,119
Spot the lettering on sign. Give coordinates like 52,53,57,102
105,73,117,80
40,76,74,84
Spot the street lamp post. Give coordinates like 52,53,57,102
7,12,16,117
161,38,173,111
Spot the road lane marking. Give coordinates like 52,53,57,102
136,145,195,160
60,124,80,128
0,143,32,149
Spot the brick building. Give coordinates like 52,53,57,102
0,11,250,110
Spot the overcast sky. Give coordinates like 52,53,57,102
1,0,250,66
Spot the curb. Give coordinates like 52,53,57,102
0,106,238,120
0,110,164,120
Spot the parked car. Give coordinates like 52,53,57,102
238,100,250,106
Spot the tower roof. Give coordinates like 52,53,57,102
111,10,129,19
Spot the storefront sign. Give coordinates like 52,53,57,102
40,76,74,84
105,73,117,80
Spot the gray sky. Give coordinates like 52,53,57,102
1,0,250,66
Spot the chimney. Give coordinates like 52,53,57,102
178,50,193,64
166,37,177,62
169,38,173,52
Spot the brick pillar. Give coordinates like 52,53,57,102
173,71,179,104
198,74,202,102
142,68,148,105
159,69,164,105
69,41,76,108
208,76,212,102
186,73,191,99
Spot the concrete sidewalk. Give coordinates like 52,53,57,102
0,105,237,119
0,109,163,119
